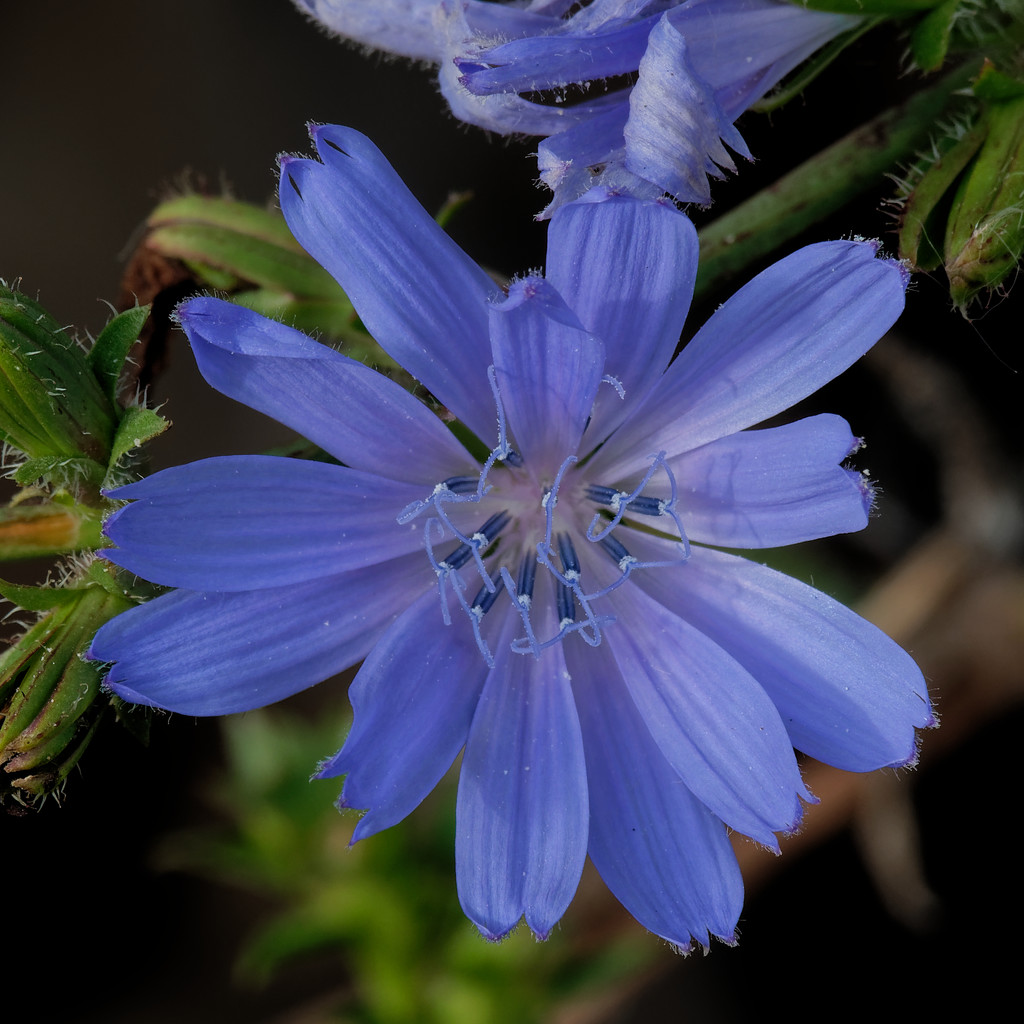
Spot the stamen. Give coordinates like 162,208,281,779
487,365,512,463
601,373,626,400
466,509,512,589
441,475,479,495
471,576,504,618
467,571,506,667
438,541,474,573
556,533,581,583
585,451,689,557
557,581,576,629
475,510,511,547
625,495,666,516
516,554,536,610
585,484,623,508
599,533,637,574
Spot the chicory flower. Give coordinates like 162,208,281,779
293,0,859,212
89,125,931,947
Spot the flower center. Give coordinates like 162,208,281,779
398,370,689,665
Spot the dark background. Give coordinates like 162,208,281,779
3,3,1020,1021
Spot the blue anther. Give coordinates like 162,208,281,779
440,542,473,571
585,484,620,505
557,582,576,626
599,533,632,567
471,575,504,617
626,495,665,516
476,510,511,546
556,533,581,579
441,476,479,495
517,554,536,606
504,449,523,467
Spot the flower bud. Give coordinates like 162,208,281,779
0,285,117,467
143,194,358,339
0,581,131,806
0,503,105,561
944,95,1024,310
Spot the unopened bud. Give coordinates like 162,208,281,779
0,580,131,807
944,95,1024,310
0,285,117,468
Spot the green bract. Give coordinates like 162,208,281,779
0,576,133,807
899,66,1024,312
0,286,117,475
945,95,1024,309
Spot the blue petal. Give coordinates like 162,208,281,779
458,15,658,94
624,15,749,206
102,456,426,590
629,537,934,770
667,414,871,548
456,615,588,941
89,553,430,715
607,583,809,848
320,588,489,842
591,240,908,480
537,100,670,216
437,2,601,137
546,193,697,444
178,298,475,485
565,639,743,949
279,125,501,442
291,0,445,60
667,0,859,120
489,277,605,473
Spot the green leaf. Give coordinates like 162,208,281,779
106,406,169,475
910,0,962,71
87,304,150,404
0,579,87,611
899,119,988,271
11,455,106,491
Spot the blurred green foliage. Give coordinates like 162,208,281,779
160,709,657,1023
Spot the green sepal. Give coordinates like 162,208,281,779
0,655,101,766
0,602,92,743
11,455,107,493
945,95,1024,309
87,304,151,404
144,195,348,302
0,584,132,802
0,578,87,612
972,63,1024,103
3,706,106,802
0,285,116,466
910,0,962,72
105,405,170,480
898,119,988,271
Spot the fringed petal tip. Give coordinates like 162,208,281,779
473,919,555,944
887,257,913,290
849,238,911,290
888,708,939,770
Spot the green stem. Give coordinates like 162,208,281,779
694,62,978,300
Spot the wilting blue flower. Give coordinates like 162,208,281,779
90,125,931,946
293,0,859,213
